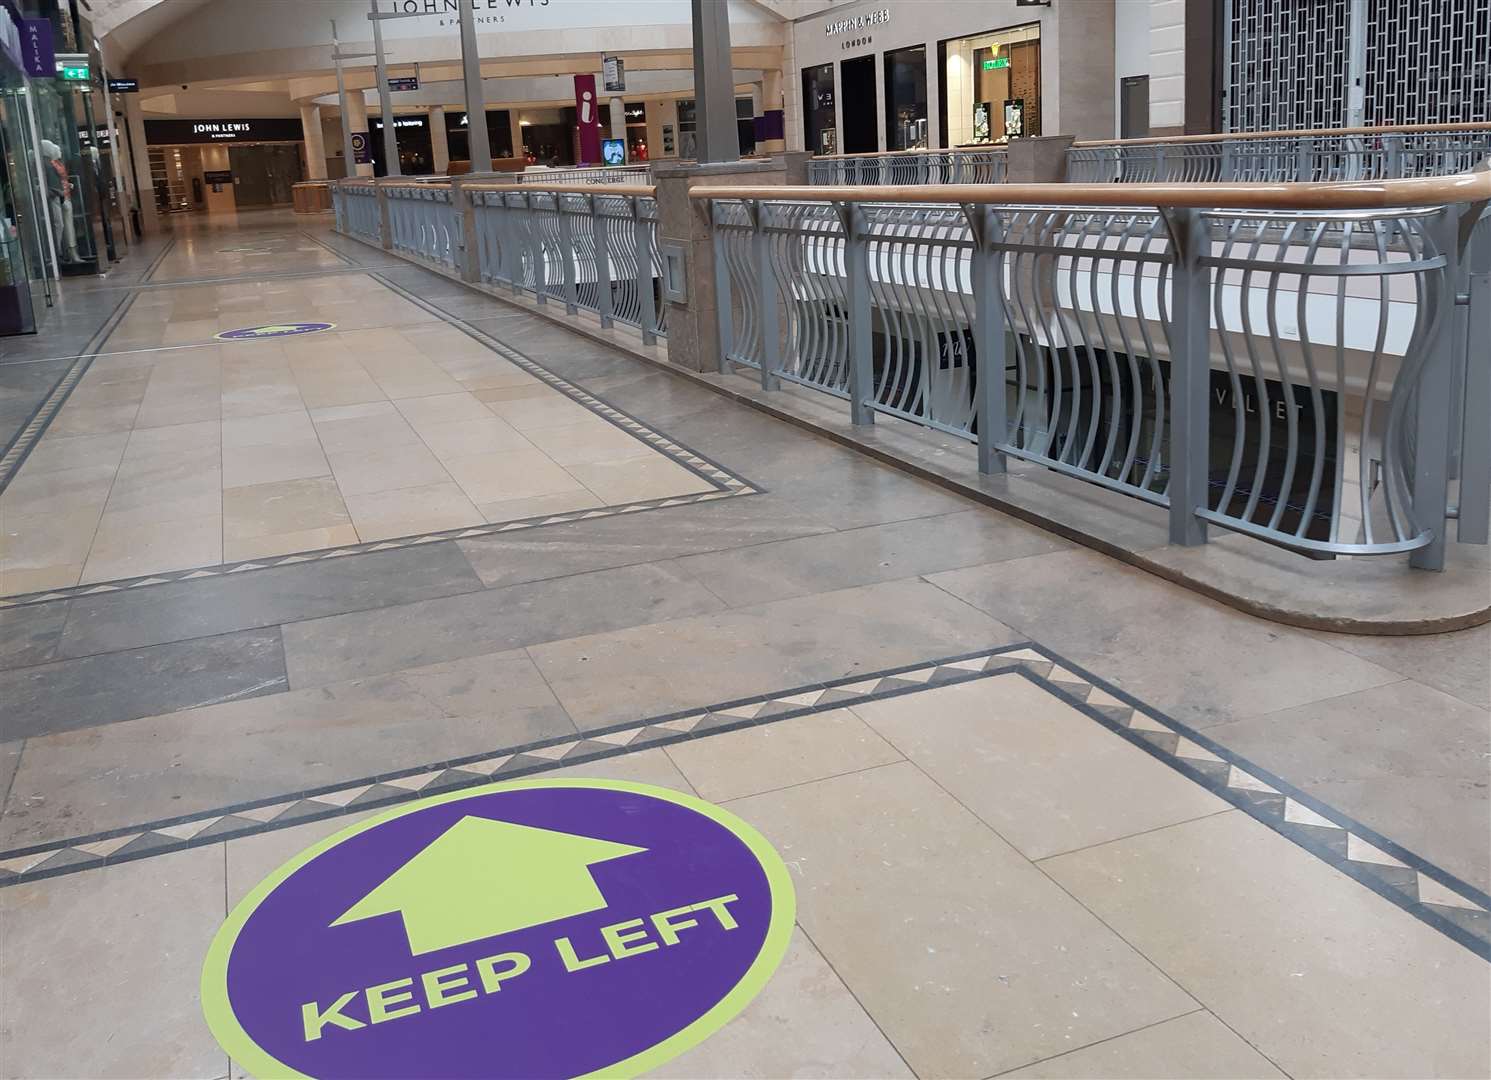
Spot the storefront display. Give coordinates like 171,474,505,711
939,22,1041,146
801,63,835,156
0,4,52,334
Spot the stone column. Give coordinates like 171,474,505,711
123,95,160,234
429,105,450,173
609,97,626,141
758,69,785,154
300,104,327,180
652,159,787,373
508,110,524,164
345,92,375,178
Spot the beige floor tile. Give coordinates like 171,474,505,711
221,379,306,419
393,391,496,426
567,456,716,504
11,432,128,477
444,361,541,390
651,929,915,1079
477,489,605,523
0,562,84,595
223,523,361,562
440,447,589,504
43,401,140,438
415,416,535,459
222,409,316,450
0,846,227,1080
105,457,222,518
223,476,351,540
81,514,223,582
359,353,465,399
292,366,386,410
729,762,1197,1077
312,404,422,455
519,417,657,466
1000,1011,1285,1079
1041,811,1491,1079
541,747,700,793
475,383,556,404
326,442,453,496
0,462,116,517
0,506,102,571
121,419,221,463
851,675,1228,859
222,438,331,488
96,488,222,532
343,481,485,540
666,709,904,802
481,389,599,431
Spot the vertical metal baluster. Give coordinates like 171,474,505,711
712,202,736,374
1162,207,1210,546
526,193,546,303
1409,206,1462,570
592,196,614,328
749,200,781,391
635,198,659,345
1383,132,1405,179
966,203,1008,474
558,197,579,315
1459,213,1490,544
835,201,874,426
1296,137,1314,182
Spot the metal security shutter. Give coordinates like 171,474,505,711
1364,0,1491,125
1223,0,1491,131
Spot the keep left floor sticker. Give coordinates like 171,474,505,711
202,779,795,1078
217,323,334,340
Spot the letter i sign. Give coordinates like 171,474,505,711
202,779,795,1077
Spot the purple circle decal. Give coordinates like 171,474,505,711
202,779,795,1079
217,322,334,340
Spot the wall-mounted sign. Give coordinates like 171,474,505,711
372,116,426,129
55,52,89,82
601,137,626,166
602,55,625,93
200,780,794,1080
982,57,1010,70
1015,0,1052,6
19,18,54,78
351,131,371,164
624,102,645,124
1004,99,1025,139
144,117,305,145
107,77,139,93
203,170,233,184
824,7,889,36
387,75,419,92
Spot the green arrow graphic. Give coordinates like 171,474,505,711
331,816,647,955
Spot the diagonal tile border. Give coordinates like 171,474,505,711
0,275,761,610
0,639,1485,963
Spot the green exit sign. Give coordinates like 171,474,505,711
982,57,1010,70
58,64,90,81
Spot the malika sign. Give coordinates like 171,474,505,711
202,779,794,1079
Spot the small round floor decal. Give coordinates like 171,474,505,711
202,779,795,1079
217,322,334,340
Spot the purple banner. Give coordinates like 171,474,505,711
574,73,601,165
19,17,52,78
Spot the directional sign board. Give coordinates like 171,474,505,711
202,779,795,1078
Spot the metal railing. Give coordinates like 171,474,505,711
469,185,667,341
808,149,1008,186
513,164,653,186
385,184,458,272
1069,126,1491,183
336,182,381,244
698,175,1491,569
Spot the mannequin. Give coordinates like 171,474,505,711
40,139,80,264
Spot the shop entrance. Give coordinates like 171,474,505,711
839,54,878,154
229,145,303,206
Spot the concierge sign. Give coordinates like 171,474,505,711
144,117,305,145
202,779,795,1079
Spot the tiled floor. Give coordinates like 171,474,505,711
1,210,1486,1078
0,271,712,594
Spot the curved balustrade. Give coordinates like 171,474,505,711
335,183,381,244
808,149,1008,186
383,183,459,271
695,171,1491,568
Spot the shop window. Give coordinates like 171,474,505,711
884,45,928,151
736,96,756,156
801,63,836,156
676,99,697,160
624,102,648,161
938,22,1041,148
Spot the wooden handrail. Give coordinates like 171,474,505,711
807,121,1491,161
688,171,1491,210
